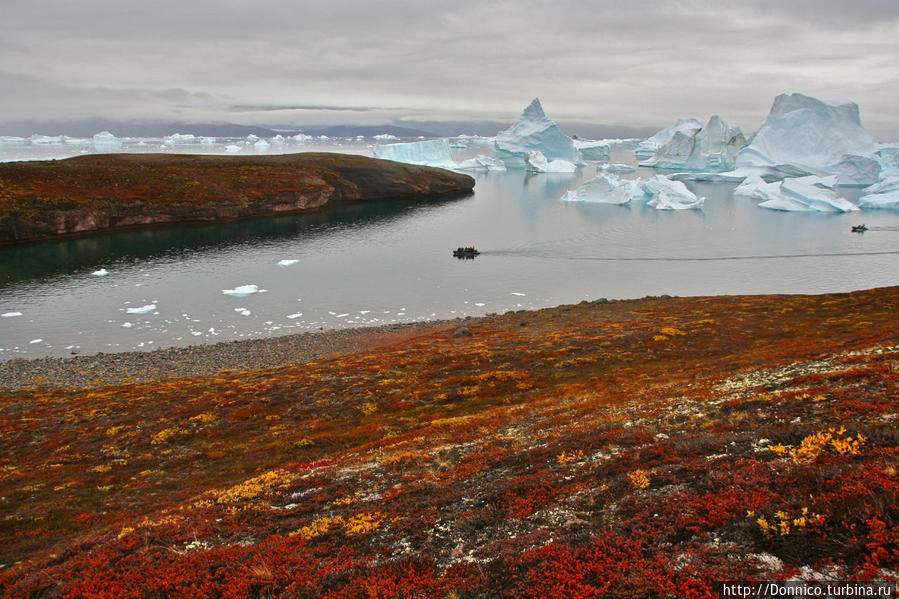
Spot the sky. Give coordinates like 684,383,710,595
2,0,899,139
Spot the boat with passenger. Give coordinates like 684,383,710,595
453,246,480,259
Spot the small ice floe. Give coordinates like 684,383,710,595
335,313,349,318
224,145,241,153
286,313,303,319
126,304,157,314
511,292,526,297
474,302,486,307
359,310,370,315
122,322,133,328
234,308,252,316
91,268,109,276
1,312,22,318
277,259,299,267
222,284,260,298
29,338,43,344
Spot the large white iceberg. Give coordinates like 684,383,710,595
494,98,581,168
736,93,879,175
641,115,747,171
524,150,577,173
561,174,637,204
562,174,703,209
634,118,703,161
637,176,705,210
455,154,507,172
573,139,611,161
373,138,456,169
737,175,859,212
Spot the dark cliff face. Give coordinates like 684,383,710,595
0,153,475,244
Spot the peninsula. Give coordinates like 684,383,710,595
0,153,475,244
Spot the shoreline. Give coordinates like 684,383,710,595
0,317,475,391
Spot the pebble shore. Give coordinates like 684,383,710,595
0,320,464,391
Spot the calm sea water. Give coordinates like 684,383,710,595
1,145,897,359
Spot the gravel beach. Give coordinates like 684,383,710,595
0,320,466,391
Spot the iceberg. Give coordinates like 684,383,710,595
494,98,581,167
859,175,899,209
374,133,399,141
373,138,456,169
634,118,703,161
641,115,747,171
573,139,611,161
291,133,312,143
92,131,122,149
223,284,266,298
736,93,879,173
562,174,637,204
524,150,577,173
740,176,860,212
637,175,705,210
859,190,899,210
164,133,196,144
277,259,299,267
270,134,285,145
91,268,109,276
30,134,65,144
455,154,507,171
597,163,636,174
126,303,157,314
254,139,270,150
224,145,241,153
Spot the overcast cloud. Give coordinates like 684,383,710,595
2,0,898,138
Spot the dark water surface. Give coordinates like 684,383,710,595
1,158,897,359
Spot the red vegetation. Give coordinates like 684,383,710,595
0,287,896,596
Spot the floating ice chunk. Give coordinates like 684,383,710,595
335,313,349,318
733,175,783,202
641,115,746,171
494,98,581,167
596,163,636,174
318,135,329,140
30,338,43,344
859,176,899,209
122,322,133,328
92,131,122,149
292,133,312,143
200,136,216,145
374,133,398,141
91,268,109,276
638,176,705,210
246,134,259,142
573,139,612,161
225,145,241,153
222,285,260,298
859,189,899,209
511,292,526,296
455,154,507,171
126,304,157,314
753,176,860,212
0,136,27,145
373,139,456,169
30,134,65,144
254,139,270,150
669,171,747,183
736,93,879,173
286,313,303,319
164,133,196,144
474,302,486,307
360,310,370,314
524,150,577,173
234,308,252,316
562,173,638,205
1,312,22,318
278,259,299,267
270,134,285,145
634,118,703,161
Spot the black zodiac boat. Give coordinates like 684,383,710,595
453,246,480,259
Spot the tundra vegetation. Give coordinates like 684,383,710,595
0,288,896,597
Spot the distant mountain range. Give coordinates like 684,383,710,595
1,118,656,141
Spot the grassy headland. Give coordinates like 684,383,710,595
0,288,896,596
0,153,474,244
